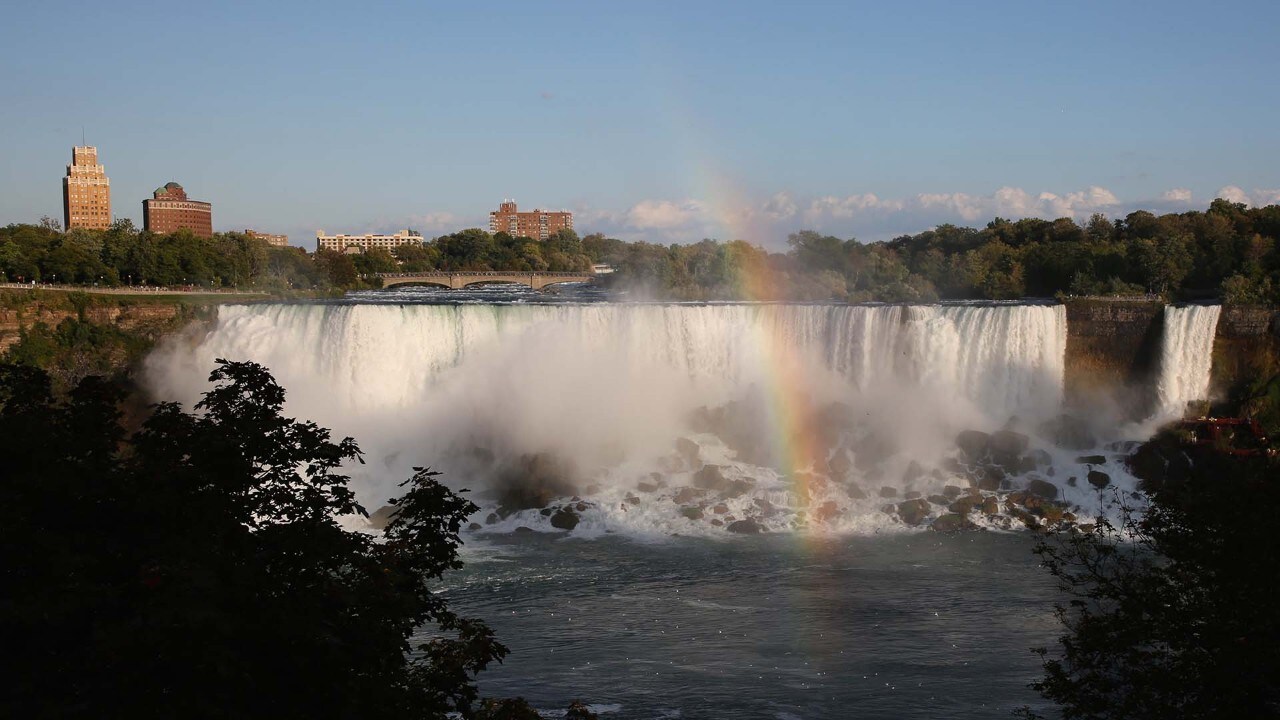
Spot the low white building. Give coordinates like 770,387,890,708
316,229,423,254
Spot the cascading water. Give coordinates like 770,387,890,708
1153,304,1222,421
146,300,1133,534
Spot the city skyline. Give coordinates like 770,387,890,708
3,1,1279,247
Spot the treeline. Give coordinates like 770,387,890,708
8,200,1280,301
0,220,331,290
586,200,1280,302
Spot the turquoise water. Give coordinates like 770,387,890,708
435,531,1060,719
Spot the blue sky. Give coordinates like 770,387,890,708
3,0,1278,247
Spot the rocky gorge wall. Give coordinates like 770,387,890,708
1063,299,1280,419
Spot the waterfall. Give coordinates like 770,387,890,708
1153,304,1222,421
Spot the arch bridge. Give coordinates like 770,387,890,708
373,271,597,290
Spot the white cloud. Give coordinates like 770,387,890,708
1162,188,1193,203
625,199,708,231
1214,186,1280,207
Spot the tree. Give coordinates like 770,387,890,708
1,360,511,718
1023,451,1280,719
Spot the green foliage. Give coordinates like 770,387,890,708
1022,454,1280,719
0,360,512,718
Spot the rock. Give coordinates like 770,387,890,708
931,513,974,533
693,464,730,491
948,495,979,514
1066,476,1077,487
1015,455,1038,474
955,430,992,462
878,486,899,498
550,508,580,531
927,494,952,506
710,519,723,527
1027,448,1053,468
637,480,660,494
540,508,554,516
624,493,640,505
990,430,1030,459
585,483,602,495
513,526,534,533
485,512,499,525
1037,504,1065,526
845,482,868,500
495,452,580,514
814,500,840,522
1038,414,1096,450
828,450,854,478
468,522,482,531
942,484,964,499
575,502,588,512
981,497,1000,515
721,478,754,500
566,700,598,720
673,487,706,504
675,437,701,466
901,461,925,485
1027,477,1059,500
1076,455,1107,465
367,505,399,530
975,466,1004,492
904,490,922,500
753,498,779,517
680,506,704,521
712,503,729,515
1087,470,1111,489
727,519,763,534
897,498,931,526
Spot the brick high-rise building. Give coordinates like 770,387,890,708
62,146,112,231
488,200,573,240
244,229,290,247
143,182,213,238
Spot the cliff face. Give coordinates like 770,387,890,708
1212,306,1280,409
1062,299,1165,415
0,303,187,353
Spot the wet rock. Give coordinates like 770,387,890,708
673,487,707,504
844,482,868,500
1027,448,1053,468
878,486,899,498
931,513,975,533
585,483,602,495
550,508,580,531
956,430,992,462
637,480,660,494
901,461,925,485
495,452,580,514
467,522,482,531
710,519,724,527
727,519,763,534
975,467,1004,492
1015,455,1038,474
1038,414,1096,450
897,498,931,526
948,495,979,514
1027,477,1059,500
942,484,965,499
941,457,967,476
927,494,952,506
367,505,399,530
1076,455,1107,465
1066,476,1077,487
904,490,923,500
624,493,640,505
675,437,701,466
722,478,754,500
566,700,599,720
828,450,854,479
513,526,534,533
879,504,896,516
680,506,704,521
1087,470,1111,489
981,496,1000,515
753,498,779,517
693,464,730,492
485,512,499,525
1076,523,1097,534
712,503,729,515
853,432,896,471
990,430,1030,459
814,500,841,523
575,501,589,512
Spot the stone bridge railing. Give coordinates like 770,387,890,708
372,271,597,290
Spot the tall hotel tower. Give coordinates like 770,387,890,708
62,146,112,230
